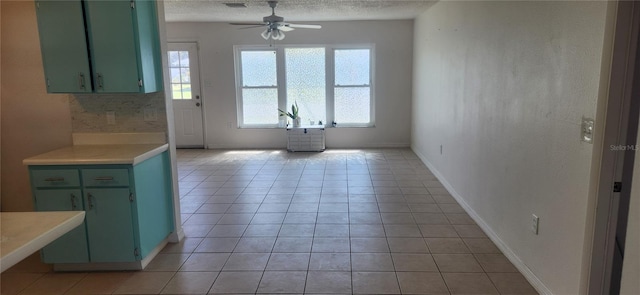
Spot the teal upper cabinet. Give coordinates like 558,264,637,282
35,1,92,93
35,0,163,93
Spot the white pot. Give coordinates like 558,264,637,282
293,117,302,127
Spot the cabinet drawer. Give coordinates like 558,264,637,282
82,169,130,187
31,169,80,188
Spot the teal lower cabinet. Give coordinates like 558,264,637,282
34,189,89,263
84,188,136,262
28,151,174,270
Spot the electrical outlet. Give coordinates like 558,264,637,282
106,111,116,125
227,122,233,129
531,214,539,235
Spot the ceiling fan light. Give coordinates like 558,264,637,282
278,31,285,40
261,28,271,40
271,29,280,40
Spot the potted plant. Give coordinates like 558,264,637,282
278,101,301,127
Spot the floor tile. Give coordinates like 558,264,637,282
305,271,352,293
0,273,45,295
432,254,484,273
210,271,262,294
412,212,450,224
180,253,230,271
487,272,538,294
113,272,174,294
387,237,430,253
350,224,386,237
317,212,349,223
195,237,239,252
351,253,395,271
349,212,382,224
207,224,248,237
217,213,254,225
446,213,475,224
258,271,307,293
391,253,438,271
352,272,400,294
350,237,390,252
234,237,277,252
243,224,282,237
223,253,270,271
419,224,459,238
314,224,349,237
161,237,203,253
426,238,471,254
463,238,501,253
279,224,316,237
309,253,351,271
273,237,313,252
475,253,518,272
65,272,132,295
396,272,449,294
454,224,487,238
442,273,499,294
384,224,422,237
144,253,190,271
251,212,286,224
267,253,311,270
312,238,350,252
161,271,217,294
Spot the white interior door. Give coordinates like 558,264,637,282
168,42,204,148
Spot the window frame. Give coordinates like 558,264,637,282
234,44,375,128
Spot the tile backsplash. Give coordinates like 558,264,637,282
70,92,168,133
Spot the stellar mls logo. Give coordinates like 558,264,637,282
610,145,639,151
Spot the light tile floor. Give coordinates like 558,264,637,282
1,149,539,294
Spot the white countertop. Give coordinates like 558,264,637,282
22,144,168,166
1,211,85,272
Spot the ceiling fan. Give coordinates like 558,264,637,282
229,1,322,40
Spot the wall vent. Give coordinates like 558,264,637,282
224,3,248,8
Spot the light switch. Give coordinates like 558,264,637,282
581,117,594,143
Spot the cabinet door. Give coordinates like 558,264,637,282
35,0,92,93
34,189,89,263
85,188,137,262
84,1,140,93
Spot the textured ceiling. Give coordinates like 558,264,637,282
164,0,437,22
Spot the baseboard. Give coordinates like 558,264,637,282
52,236,170,272
205,143,411,149
411,145,553,295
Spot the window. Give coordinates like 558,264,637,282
334,49,371,124
168,51,191,99
286,48,326,124
235,45,373,127
240,50,278,125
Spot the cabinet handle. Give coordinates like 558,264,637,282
97,73,104,89
87,193,94,210
70,194,77,210
78,73,86,90
44,177,65,182
94,176,114,181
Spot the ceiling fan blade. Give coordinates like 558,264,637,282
286,23,322,29
229,22,266,26
278,24,295,32
237,25,268,30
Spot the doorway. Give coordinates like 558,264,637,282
589,1,640,294
167,42,205,148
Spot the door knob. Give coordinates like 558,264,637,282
196,102,201,107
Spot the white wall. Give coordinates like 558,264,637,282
166,20,413,149
1,1,73,211
411,1,608,294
